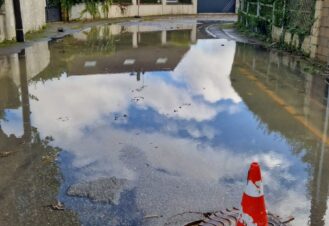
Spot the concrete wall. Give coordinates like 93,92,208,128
235,0,239,14
0,0,16,42
20,0,46,33
270,3,321,58
0,0,46,42
271,26,313,56
270,0,329,63
70,0,197,20
240,0,329,63
314,0,329,63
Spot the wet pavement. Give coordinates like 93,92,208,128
0,19,328,226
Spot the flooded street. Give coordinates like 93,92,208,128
0,20,329,226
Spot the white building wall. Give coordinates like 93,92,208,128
0,0,16,42
0,0,46,42
70,0,197,21
20,0,46,33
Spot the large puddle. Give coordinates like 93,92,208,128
0,21,329,226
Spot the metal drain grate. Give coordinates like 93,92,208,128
185,208,294,226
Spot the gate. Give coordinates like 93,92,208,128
197,0,236,13
46,0,61,22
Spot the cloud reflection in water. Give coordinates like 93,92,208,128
20,39,311,225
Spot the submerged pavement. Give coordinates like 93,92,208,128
0,17,328,226
0,14,237,56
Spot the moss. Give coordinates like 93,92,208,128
0,39,17,48
25,25,48,40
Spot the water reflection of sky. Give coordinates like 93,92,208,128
0,36,315,225
0,108,24,137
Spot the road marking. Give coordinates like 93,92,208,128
238,67,329,145
205,24,218,38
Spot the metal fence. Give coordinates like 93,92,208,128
239,0,315,34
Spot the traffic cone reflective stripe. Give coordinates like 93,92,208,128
237,162,268,226
244,180,264,197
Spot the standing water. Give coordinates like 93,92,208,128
0,21,328,226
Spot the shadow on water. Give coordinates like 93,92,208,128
0,20,329,225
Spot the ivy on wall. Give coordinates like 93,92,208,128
238,0,316,42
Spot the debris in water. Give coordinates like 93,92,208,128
144,214,162,219
132,96,144,102
136,85,147,92
0,151,15,158
177,103,192,110
114,113,129,121
48,201,65,211
58,116,69,122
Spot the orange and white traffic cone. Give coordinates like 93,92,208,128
237,162,268,226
